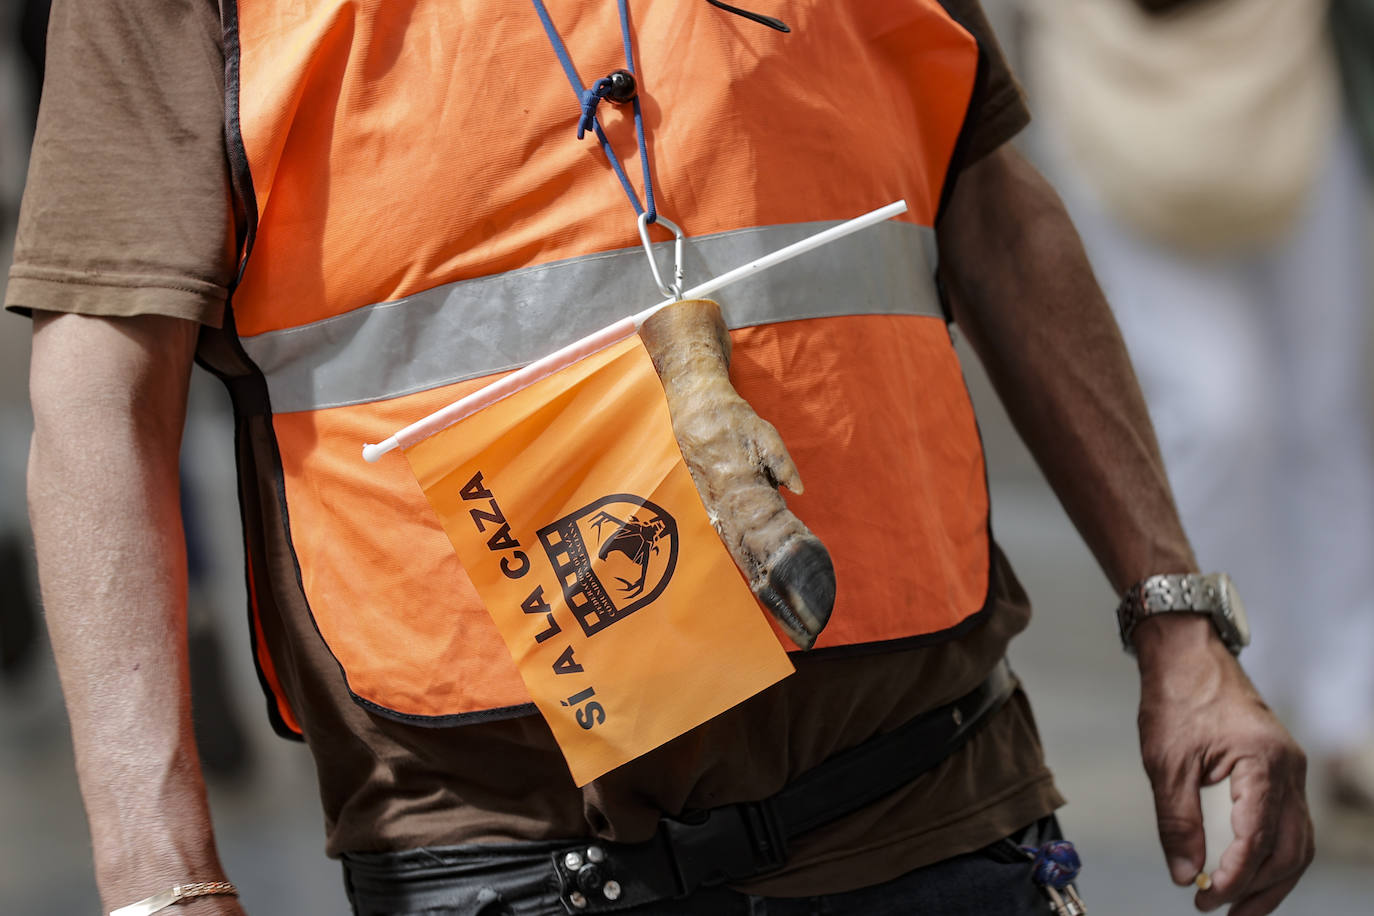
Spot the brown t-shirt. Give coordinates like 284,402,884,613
7,0,1060,897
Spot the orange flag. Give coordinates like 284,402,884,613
402,330,794,786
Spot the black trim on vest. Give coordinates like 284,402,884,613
354,694,541,727
195,314,304,742
343,596,1001,727
211,1,309,741
931,5,989,327
927,1,998,642
933,2,991,227
238,419,306,742
221,0,259,283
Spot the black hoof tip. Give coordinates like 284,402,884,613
757,537,835,650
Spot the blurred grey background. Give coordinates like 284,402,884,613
3,1,1373,913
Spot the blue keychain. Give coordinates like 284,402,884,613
1021,839,1087,915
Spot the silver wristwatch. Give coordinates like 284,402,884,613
1116,572,1251,655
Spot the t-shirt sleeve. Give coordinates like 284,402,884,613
4,0,236,327
941,0,1032,166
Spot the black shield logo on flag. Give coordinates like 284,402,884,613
537,495,679,637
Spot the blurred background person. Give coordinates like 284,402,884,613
0,0,47,224
1022,0,1374,851
1331,0,1374,177
0,0,48,679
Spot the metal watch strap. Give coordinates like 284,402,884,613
1117,572,1241,654
110,882,239,916
1139,573,1223,612
1119,573,1211,650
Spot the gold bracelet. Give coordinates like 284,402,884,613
109,881,238,916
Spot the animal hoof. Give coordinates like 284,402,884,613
755,536,835,650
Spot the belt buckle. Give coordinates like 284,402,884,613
551,843,623,912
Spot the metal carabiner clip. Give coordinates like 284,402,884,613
637,211,686,300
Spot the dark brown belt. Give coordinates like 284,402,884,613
550,659,1019,913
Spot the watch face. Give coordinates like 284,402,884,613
1220,575,1252,650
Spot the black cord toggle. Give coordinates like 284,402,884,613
604,69,637,104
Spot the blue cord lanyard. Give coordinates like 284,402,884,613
531,0,686,298
533,0,687,298
530,0,659,225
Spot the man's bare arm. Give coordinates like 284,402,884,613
28,312,242,915
939,146,1193,592
937,146,1312,916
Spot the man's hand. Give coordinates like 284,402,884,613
1135,615,1313,914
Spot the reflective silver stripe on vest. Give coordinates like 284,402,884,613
240,220,941,413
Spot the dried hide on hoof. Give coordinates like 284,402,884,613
639,299,835,649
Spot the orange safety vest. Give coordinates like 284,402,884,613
217,0,991,736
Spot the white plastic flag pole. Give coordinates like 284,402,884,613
1195,777,1235,890
639,199,909,321
362,199,909,463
